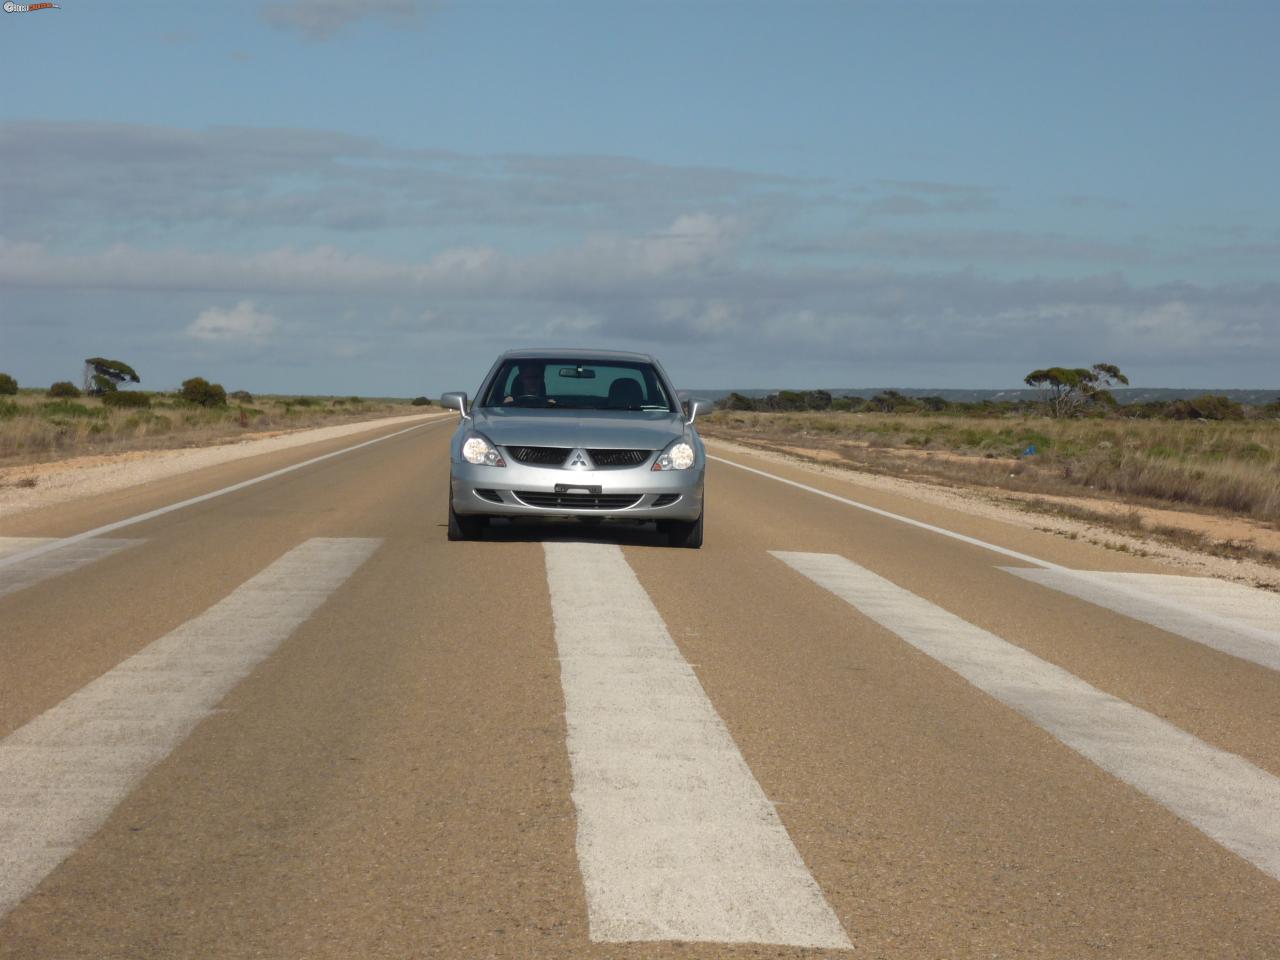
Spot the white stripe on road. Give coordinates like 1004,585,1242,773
712,454,1280,670
0,538,53,559
0,537,381,918
0,537,143,600
709,453,1065,569
1004,568,1280,673
0,417,445,571
774,551,1280,882
543,542,850,949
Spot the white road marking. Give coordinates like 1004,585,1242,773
774,551,1280,882
709,454,1065,568
712,454,1280,666
0,418,443,571
0,537,381,918
543,542,850,949
1004,568,1280,672
0,537,53,559
0,536,143,599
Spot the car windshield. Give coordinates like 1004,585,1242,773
479,359,675,411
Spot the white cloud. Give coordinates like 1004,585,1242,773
0,213,733,295
186,301,279,344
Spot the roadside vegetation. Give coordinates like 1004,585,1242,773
0,377,428,463
704,366,1280,538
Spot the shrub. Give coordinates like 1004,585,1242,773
181,377,227,407
48,381,82,398
411,396,432,406
0,373,17,395
102,390,152,409
1168,394,1244,421
229,389,254,403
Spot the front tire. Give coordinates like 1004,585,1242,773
447,494,485,541
664,509,703,549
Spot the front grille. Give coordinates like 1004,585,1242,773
513,491,643,510
651,494,680,507
508,446,570,466
474,488,504,503
587,448,651,467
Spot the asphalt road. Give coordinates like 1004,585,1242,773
2,417,1278,959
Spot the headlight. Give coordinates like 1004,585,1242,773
652,440,695,471
462,434,506,467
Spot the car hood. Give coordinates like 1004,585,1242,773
471,408,685,450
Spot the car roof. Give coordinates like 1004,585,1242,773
496,348,657,364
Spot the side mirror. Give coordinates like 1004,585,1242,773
440,392,470,419
687,399,711,424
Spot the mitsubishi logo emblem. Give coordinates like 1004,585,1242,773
568,449,591,469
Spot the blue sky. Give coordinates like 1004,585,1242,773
2,0,1277,394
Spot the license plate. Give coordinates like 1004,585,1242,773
555,484,602,495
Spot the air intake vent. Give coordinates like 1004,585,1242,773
514,491,642,510
587,449,651,467
651,494,680,507
508,446,571,466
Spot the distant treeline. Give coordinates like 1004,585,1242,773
715,389,1280,421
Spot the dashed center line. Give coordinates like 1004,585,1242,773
544,542,850,949
0,537,381,918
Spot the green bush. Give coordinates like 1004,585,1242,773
48,381,82,398
411,396,432,406
102,390,152,409
229,389,254,403
0,373,17,395
181,377,227,407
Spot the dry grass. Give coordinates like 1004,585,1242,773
0,391,423,464
701,410,1280,525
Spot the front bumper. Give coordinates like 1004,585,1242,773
450,460,704,521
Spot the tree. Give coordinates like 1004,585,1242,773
868,389,914,413
718,392,756,411
48,381,82,398
0,373,17,395
805,389,833,410
83,357,140,395
1023,363,1129,418
181,377,227,407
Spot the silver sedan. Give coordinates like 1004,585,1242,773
442,349,708,547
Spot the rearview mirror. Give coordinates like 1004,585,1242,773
687,399,711,424
440,391,470,419
558,366,597,379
